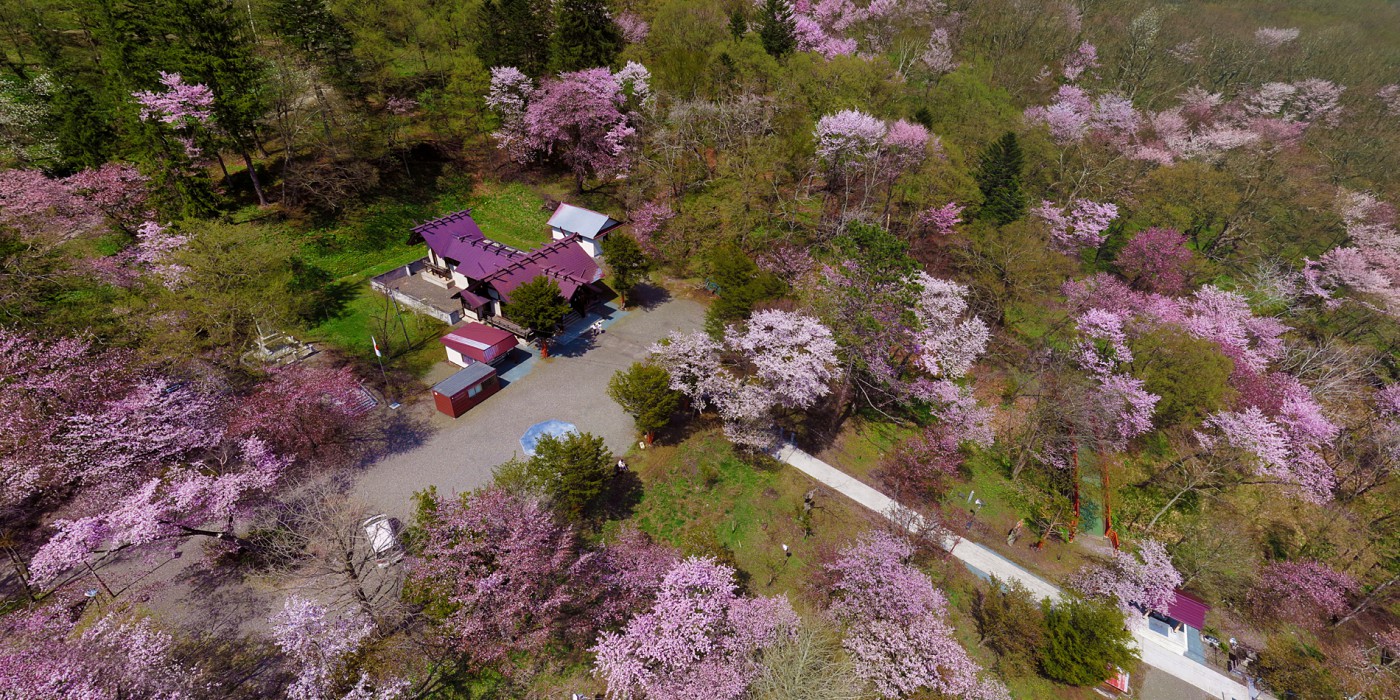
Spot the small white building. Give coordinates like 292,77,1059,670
1141,589,1211,662
548,202,622,258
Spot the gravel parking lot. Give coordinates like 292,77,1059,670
351,290,704,517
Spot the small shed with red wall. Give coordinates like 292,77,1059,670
441,323,517,367
431,361,500,418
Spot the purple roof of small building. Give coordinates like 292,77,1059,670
441,322,516,352
1165,590,1210,630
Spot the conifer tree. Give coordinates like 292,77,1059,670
729,7,749,41
757,0,797,57
602,232,651,308
478,0,553,77
263,0,361,93
166,0,271,206
608,363,681,444
526,431,614,522
504,275,571,356
549,0,623,73
974,131,1027,225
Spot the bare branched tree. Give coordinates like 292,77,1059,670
261,484,406,626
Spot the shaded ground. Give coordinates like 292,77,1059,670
351,291,704,518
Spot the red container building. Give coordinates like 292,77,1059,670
431,362,500,418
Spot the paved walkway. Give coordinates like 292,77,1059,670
352,295,703,518
774,443,1262,700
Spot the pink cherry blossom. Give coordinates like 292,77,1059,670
1072,538,1182,618
1179,285,1287,373
615,11,649,44
627,201,675,256
487,64,650,184
1034,198,1119,252
1248,560,1357,627
0,607,202,699
911,273,990,378
133,72,214,125
592,557,800,700
919,27,958,75
1116,227,1193,294
918,202,964,235
825,532,1010,699
1062,42,1099,82
1074,309,1132,376
271,596,377,700
725,309,840,408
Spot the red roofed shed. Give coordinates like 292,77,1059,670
441,323,517,367
1165,590,1209,630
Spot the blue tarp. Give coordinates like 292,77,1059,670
520,420,579,455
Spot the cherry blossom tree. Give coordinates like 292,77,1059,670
628,201,675,256
1071,538,1182,618
1024,85,1140,145
58,379,224,495
1178,285,1288,374
1116,227,1194,294
1062,42,1099,81
29,437,292,589
1033,198,1119,252
411,489,672,666
918,202,964,235
228,364,367,467
825,532,1010,699
133,72,216,158
1302,190,1400,318
0,328,129,511
815,225,991,417
1073,309,1132,377
131,220,190,286
814,110,936,221
651,310,840,447
0,164,148,242
918,27,958,75
0,607,201,698
591,556,800,700
615,11,649,43
486,63,652,190
272,595,405,700
1248,560,1358,628
1197,404,1337,503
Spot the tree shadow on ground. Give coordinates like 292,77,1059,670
595,469,644,523
627,282,672,311
353,410,434,470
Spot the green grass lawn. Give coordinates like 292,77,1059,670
624,431,872,598
448,180,552,251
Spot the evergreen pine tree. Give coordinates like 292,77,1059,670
263,0,361,93
549,0,623,73
974,131,1027,225
729,7,749,41
601,233,651,308
757,0,797,57
608,363,681,444
165,0,271,206
504,276,571,356
477,0,553,76
525,431,614,522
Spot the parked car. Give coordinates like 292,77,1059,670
361,514,403,568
